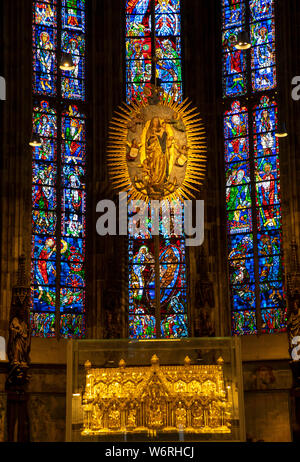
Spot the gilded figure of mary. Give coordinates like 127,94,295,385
140,117,176,189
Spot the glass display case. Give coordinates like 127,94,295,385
66,337,245,441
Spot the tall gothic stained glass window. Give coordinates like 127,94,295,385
222,0,286,335
125,0,187,340
31,0,86,338
126,0,182,103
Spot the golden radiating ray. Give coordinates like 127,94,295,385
107,96,207,202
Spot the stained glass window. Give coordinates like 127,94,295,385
222,0,286,335
126,1,185,339
128,202,188,339
222,0,247,98
31,0,86,338
125,0,182,103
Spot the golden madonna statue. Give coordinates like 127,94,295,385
108,88,207,202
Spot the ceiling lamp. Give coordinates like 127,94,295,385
275,121,288,138
235,31,251,50
29,133,42,147
60,53,75,71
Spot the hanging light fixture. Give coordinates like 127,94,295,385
275,121,288,138
60,52,75,71
235,31,251,50
29,132,42,147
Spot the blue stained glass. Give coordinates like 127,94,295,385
62,141,85,164
161,289,186,313
228,233,254,259
33,72,56,97
257,230,281,256
62,115,85,141
62,30,85,53
159,81,182,100
62,5,85,32
34,2,57,27
250,0,273,22
222,0,245,30
156,37,181,58
260,281,285,309
224,102,248,139
226,162,250,183
32,185,56,210
223,50,245,77
232,310,257,335
255,156,279,181
33,285,56,311
222,27,242,52
254,132,277,154
62,0,85,9
225,137,249,163
250,19,275,46
60,290,85,312
129,263,155,289
127,83,149,103
160,240,185,261
61,261,85,287
33,139,57,162
230,257,255,285
257,204,281,230
226,181,251,211
33,25,57,49
231,285,256,310
32,211,57,235
156,59,182,83
126,14,151,37
126,59,152,82
62,164,85,189
259,255,282,282
161,314,188,338
126,38,152,60
253,102,277,133
33,102,57,137
32,0,86,339
32,235,56,261
33,162,56,185
60,237,85,260
160,288,187,311
252,43,276,73
60,314,86,338
261,309,287,334
160,262,185,289
227,207,252,235
33,259,56,286
62,189,85,214
155,14,180,36
33,47,56,77
256,180,280,214
31,313,56,337
62,77,85,101
129,315,156,339
126,0,151,15
62,213,85,238
155,0,180,14
129,301,155,316
223,74,247,98
252,66,276,92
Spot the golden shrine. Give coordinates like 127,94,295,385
81,354,231,436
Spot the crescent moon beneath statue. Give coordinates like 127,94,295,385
107,93,207,202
